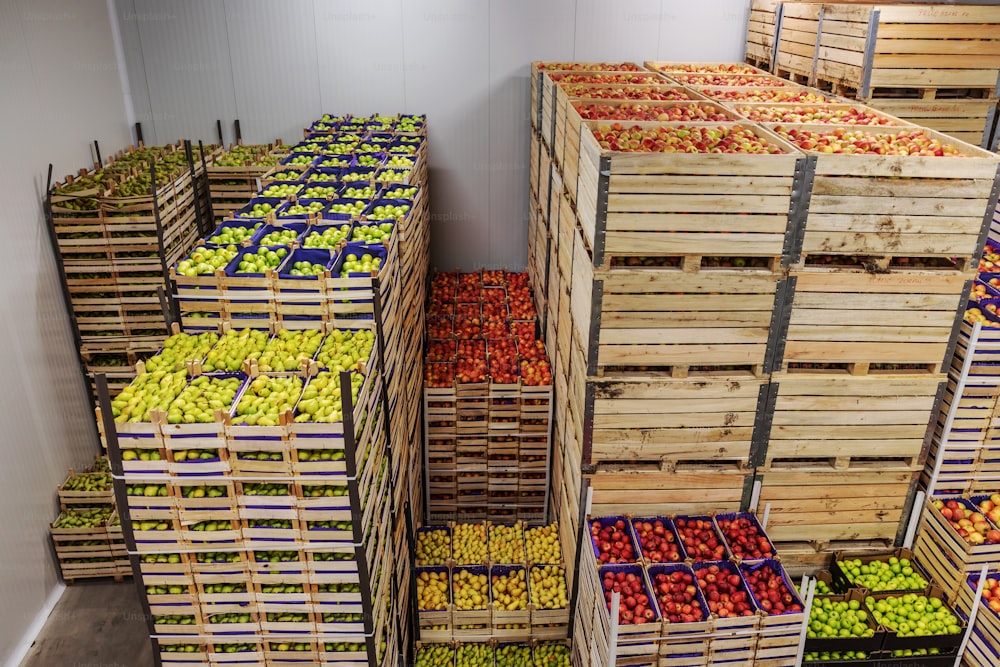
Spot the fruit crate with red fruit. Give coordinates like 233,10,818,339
715,512,777,562
868,97,999,150
810,4,1000,98
763,368,944,468
597,564,662,662
571,120,802,267
590,516,641,565
755,462,916,544
740,559,806,662
771,124,999,265
692,559,760,661
646,562,712,661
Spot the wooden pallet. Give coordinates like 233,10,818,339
765,370,942,470
780,265,971,368
754,462,917,543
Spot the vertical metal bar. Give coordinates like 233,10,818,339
93,140,102,167
43,164,102,427
97,374,162,667
234,119,242,143
809,6,825,87
216,119,224,146
592,156,611,268
770,2,784,74
341,369,378,664
860,10,880,99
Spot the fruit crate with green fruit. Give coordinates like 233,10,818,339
318,639,368,666
832,549,931,596
803,589,884,656
868,586,966,652
58,469,114,506
206,641,265,666
763,367,945,467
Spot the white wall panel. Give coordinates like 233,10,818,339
575,0,664,63
657,0,749,62
116,0,752,269
313,0,407,117
224,0,322,144
132,0,237,144
401,0,491,271
0,0,130,662
487,0,575,270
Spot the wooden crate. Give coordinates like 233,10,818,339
813,4,1000,96
572,119,804,267
754,463,917,543
747,0,781,69
772,124,1000,264
870,97,999,149
765,369,944,468
584,374,767,466
586,463,752,517
780,266,971,369
569,234,784,373
775,3,823,82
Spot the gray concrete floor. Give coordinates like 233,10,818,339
20,580,153,667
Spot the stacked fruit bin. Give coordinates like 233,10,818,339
532,60,1000,586
422,270,552,523
46,141,220,398
578,512,805,667
206,142,287,223
95,112,427,667
413,520,569,643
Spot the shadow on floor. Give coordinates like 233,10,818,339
20,579,153,667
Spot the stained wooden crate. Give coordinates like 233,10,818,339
584,374,766,466
765,369,942,469
771,124,1000,263
813,3,1000,96
754,463,917,543
572,120,804,266
780,265,971,369
775,3,823,82
870,97,999,149
586,463,752,517
747,0,781,69
569,233,784,374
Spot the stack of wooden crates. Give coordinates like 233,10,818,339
530,60,1000,664
762,1,1000,150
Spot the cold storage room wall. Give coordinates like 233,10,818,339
112,0,752,270
0,0,132,663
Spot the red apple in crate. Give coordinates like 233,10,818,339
591,518,637,564
633,519,682,563
675,517,726,561
773,126,963,157
652,567,706,623
602,568,655,625
741,563,802,615
716,515,774,560
695,563,754,618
